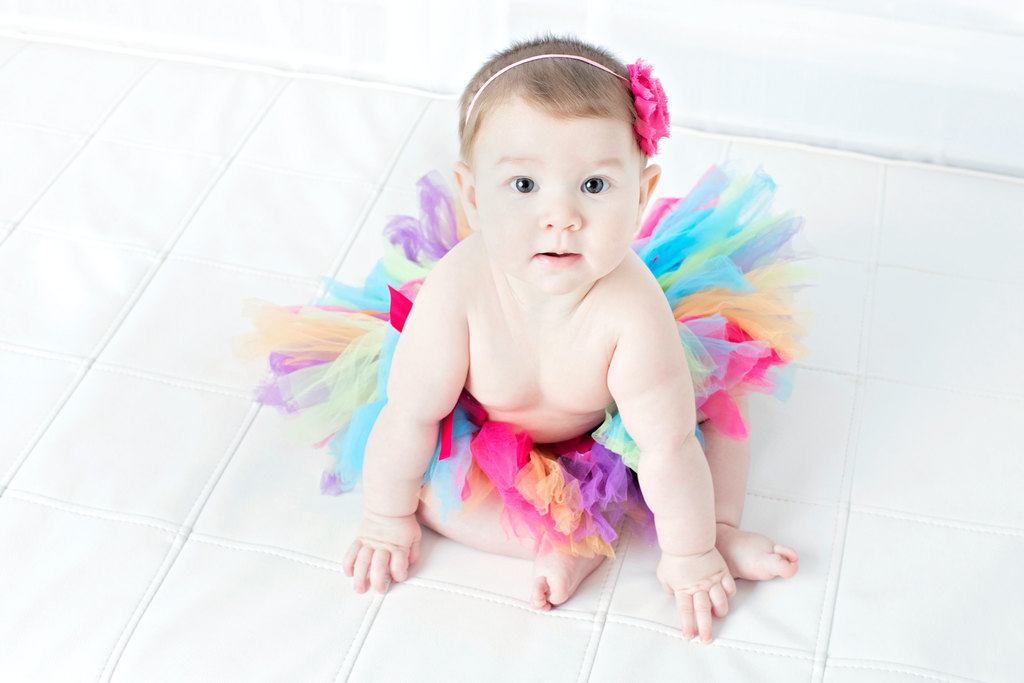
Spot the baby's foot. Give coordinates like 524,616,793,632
715,523,799,581
530,548,606,610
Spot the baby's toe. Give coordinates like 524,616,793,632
531,576,552,610
768,551,799,579
774,545,799,562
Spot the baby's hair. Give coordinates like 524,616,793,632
457,32,648,168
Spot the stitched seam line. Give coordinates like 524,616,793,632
576,524,634,682
0,58,160,495
93,77,293,681
809,162,886,682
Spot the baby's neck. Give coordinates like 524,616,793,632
493,267,599,326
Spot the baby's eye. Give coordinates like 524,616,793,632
512,177,535,194
509,176,610,194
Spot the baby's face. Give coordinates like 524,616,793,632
454,96,661,296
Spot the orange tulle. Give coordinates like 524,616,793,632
235,299,379,365
513,449,615,557
672,284,807,361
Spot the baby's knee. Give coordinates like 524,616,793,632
415,486,537,560
414,484,441,531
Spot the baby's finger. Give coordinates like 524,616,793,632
709,582,729,618
369,549,392,594
342,539,361,577
674,590,697,640
723,573,737,597
693,590,714,643
389,548,410,582
352,545,374,593
409,539,421,567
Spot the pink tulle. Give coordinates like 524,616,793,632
470,422,559,555
699,390,747,439
635,197,680,240
467,420,656,558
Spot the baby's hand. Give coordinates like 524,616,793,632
657,547,737,644
342,510,422,594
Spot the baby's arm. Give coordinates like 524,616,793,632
606,286,715,556
362,263,469,517
343,260,469,593
606,271,736,642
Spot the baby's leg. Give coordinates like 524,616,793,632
701,401,750,530
702,391,799,581
415,483,537,560
415,482,607,610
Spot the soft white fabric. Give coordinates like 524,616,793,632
1,0,1023,178
1,27,1023,683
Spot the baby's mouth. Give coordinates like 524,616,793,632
536,252,579,258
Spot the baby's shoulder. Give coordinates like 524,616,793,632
599,250,675,344
419,233,478,296
600,249,664,312
431,231,481,283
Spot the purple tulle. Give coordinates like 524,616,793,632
383,170,460,265
561,442,657,546
268,351,327,375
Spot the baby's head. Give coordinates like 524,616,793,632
452,33,663,296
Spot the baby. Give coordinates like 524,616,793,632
339,36,800,645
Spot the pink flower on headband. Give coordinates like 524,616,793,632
627,58,670,156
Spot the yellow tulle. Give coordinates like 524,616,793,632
232,299,389,446
671,263,810,362
288,328,387,445
233,298,380,363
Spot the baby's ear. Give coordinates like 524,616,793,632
452,161,479,228
639,163,663,214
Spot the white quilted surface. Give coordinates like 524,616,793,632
1,37,1023,683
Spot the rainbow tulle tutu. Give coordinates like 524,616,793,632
234,160,812,559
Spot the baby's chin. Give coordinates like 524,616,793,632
517,249,631,290
485,254,585,290
525,254,601,291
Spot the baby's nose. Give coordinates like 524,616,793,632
542,198,582,232
545,216,581,232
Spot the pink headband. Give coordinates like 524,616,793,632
464,53,671,156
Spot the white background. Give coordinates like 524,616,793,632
1,2,1022,681
2,0,1023,177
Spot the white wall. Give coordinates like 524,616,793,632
2,0,1021,177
